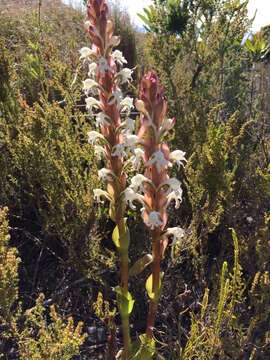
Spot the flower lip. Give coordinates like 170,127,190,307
85,97,101,112
130,174,151,193
170,150,187,168
79,47,94,60
87,131,106,145
112,49,127,65
146,150,170,173
98,168,115,182
124,188,144,210
144,211,163,230
96,112,111,127
120,96,134,111
93,189,112,203
130,148,145,170
111,144,127,158
166,227,185,244
159,178,181,193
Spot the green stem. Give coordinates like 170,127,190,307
146,231,161,339
117,218,130,359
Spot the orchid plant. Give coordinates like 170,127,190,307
80,1,186,358
80,0,137,357
126,72,186,344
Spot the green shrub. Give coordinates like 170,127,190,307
17,294,86,360
0,208,86,359
0,207,20,323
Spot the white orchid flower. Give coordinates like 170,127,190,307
130,174,150,193
98,168,115,182
123,117,135,134
166,227,185,245
96,112,111,127
88,62,98,78
93,189,112,203
85,97,101,113
145,211,163,230
111,144,127,158
120,96,134,112
97,57,110,74
159,178,181,194
87,131,106,145
83,79,99,94
167,187,183,209
124,188,144,210
108,89,123,107
169,150,187,168
79,47,94,60
124,134,139,148
130,148,145,170
147,150,170,173
94,145,107,160
117,68,133,84
112,50,127,65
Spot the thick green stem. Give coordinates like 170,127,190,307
146,231,161,339
117,217,130,359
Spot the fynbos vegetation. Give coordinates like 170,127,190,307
0,0,269,359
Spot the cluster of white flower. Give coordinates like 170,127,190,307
120,71,187,243
79,44,135,133
79,24,186,245
79,33,138,205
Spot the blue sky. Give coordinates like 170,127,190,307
63,0,270,31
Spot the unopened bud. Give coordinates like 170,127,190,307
135,99,146,113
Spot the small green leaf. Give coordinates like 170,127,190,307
145,273,163,301
138,334,155,359
115,286,135,317
112,219,130,251
130,254,153,277
127,335,155,359
112,225,120,248
128,340,141,359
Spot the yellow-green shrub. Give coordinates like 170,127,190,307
180,230,245,359
17,294,85,360
0,207,20,322
0,208,86,359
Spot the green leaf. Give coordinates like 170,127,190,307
112,219,130,250
128,340,141,359
112,225,120,248
145,273,163,301
115,286,135,317
138,334,156,359
245,39,255,53
129,254,153,277
128,335,155,359
137,14,151,26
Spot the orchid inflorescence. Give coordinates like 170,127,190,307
80,0,138,357
126,71,186,339
79,0,187,358
125,72,186,239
